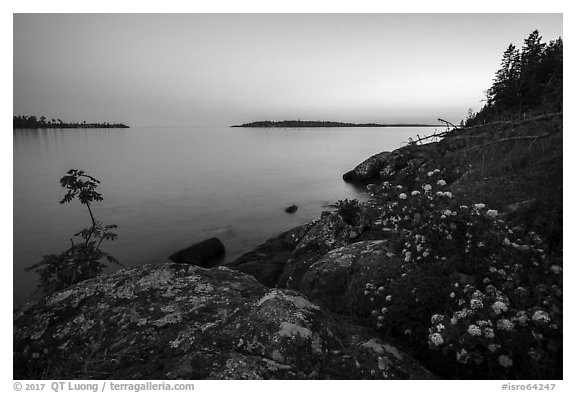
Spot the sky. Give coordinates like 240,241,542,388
13,13,563,126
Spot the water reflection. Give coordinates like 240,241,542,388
13,126,415,304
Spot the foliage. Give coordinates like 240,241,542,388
465,30,562,126
26,170,121,295
363,170,562,379
334,198,364,226
233,120,436,128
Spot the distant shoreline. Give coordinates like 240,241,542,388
13,115,129,129
232,120,442,128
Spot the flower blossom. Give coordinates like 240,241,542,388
385,295,392,302
486,209,498,219
532,310,551,324
431,314,444,324
429,332,444,346
437,179,447,186
492,301,508,315
399,193,407,200
427,171,434,177
423,184,432,192
411,190,420,196
467,324,482,336
470,299,483,310
474,203,486,209
496,319,514,331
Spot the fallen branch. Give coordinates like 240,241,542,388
413,130,451,144
438,118,459,130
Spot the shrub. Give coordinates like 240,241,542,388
26,170,121,295
334,198,364,226
363,169,562,379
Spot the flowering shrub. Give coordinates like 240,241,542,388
364,168,562,379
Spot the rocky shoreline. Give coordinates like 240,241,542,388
14,114,563,379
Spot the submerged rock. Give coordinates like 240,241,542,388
13,263,433,379
285,204,298,213
169,237,225,267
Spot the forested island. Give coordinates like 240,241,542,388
232,120,441,128
13,115,129,129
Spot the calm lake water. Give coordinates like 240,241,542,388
13,126,434,305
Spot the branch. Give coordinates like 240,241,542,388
438,118,459,130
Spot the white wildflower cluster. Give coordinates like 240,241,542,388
467,324,482,336
496,318,514,331
531,310,551,324
470,298,484,310
492,301,508,314
486,209,499,219
429,332,444,346
366,175,561,377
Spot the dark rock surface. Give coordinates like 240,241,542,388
343,143,439,186
285,205,298,213
227,221,317,287
169,237,225,267
343,151,391,182
13,263,434,380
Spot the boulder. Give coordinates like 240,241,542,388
169,237,225,267
293,212,364,256
227,221,317,287
343,151,391,182
276,212,372,289
285,205,298,213
297,240,403,317
13,263,433,379
343,143,439,184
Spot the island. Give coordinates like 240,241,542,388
231,120,442,128
13,115,129,129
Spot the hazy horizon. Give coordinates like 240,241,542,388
13,13,562,126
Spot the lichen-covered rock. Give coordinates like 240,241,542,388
294,213,359,256
13,263,433,380
344,143,439,185
297,241,401,316
343,151,391,182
